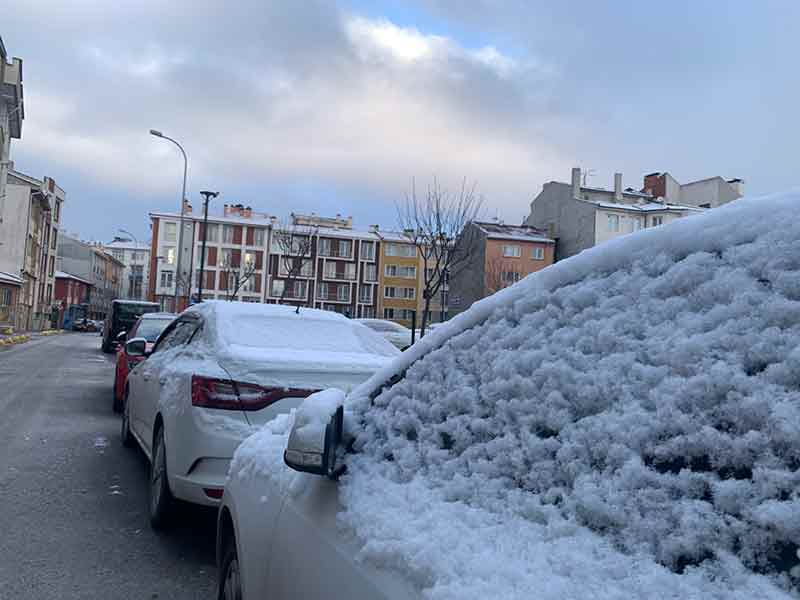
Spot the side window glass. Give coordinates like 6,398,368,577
171,319,198,347
151,323,180,354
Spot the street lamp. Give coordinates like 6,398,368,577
197,190,219,302
150,129,188,312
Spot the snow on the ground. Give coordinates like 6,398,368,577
235,191,800,598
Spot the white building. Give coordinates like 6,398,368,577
525,168,704,260
104,238,151,300
0,36,23,217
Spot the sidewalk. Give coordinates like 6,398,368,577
0,328,63,348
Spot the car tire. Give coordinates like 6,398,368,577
112,373,122,413
149,425,175,530
120,389,134,448
218,534,243,600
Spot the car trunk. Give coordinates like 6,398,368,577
218,347,387,427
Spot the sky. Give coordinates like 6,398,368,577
4,1,800,243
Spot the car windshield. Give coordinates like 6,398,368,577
220,315,397,357
136,319,172,342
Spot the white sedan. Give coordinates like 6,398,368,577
355,318,414,350
121,301,398,529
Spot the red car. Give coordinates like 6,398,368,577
112,312,175,412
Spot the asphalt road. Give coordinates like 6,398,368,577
0,333,217,599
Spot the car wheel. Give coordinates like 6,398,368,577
149,425,175,529
218,534,243,600
120,389,134,448
112,372,122,413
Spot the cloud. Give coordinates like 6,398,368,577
9,1,573,232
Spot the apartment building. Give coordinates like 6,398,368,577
57,233,123,320
374,231,421,327
0,36,23,225
524,168,711,260
148,208,383,318
449,221,555,315
0,171,64,330
104,238,151,300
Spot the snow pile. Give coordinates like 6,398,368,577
341,191,800,597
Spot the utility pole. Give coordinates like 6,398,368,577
197,191,218,302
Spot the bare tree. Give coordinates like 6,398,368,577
397,177,482,336
272,220,317,307
220,255,258,301
484,257,518,295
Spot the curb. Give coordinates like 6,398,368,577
0,334,31,347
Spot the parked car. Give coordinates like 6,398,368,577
102,299,160,353
355,318,413,350
217,192,800,599
112,312,176,412
121,301,398,529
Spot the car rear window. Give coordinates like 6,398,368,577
136,318,173,342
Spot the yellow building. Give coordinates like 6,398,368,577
376,232,421,328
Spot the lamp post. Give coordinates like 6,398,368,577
197,191,219,302
118,228,141,299
150,129,188,312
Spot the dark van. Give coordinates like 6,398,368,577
102,300,160,353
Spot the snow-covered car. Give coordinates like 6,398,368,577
218,192,800,599
355,318,413,350
121,301,398,529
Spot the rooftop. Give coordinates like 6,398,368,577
473,221,554,243
54,271,94,286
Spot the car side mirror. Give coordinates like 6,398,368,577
116,331,127,342
284,390,346,479
125,337,148,357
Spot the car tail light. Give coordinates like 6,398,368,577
191,375,317,411
203,487,224,499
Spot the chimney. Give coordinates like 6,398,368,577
571,167,581,199
369,224,380,233
243,206,252,218
182,198,192,214
642,172,666,199
614,173,623,202
727,178,744,197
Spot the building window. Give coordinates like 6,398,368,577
651,216,664,227
383,308,394,319
398,309,415,320
54,200,61,223
384,286,396,298
361,306,375,318
338,239,352,258
202,223,218,243
502,245,521,258
385,264,397,277
1,288,12,306
607,214,620,232
361,241,375,261
270,279,284,298
51,229,58,250
337,285,350,302
164,222,177,242
531,247,545,260
252,228,265,246
241,276,257,293
386,243,415,257
317,282,328,300
112,250,124,261
401,287,416,300
359,286,373,303
364,264,377,281
501,271,521,284
222,225,235,244
244,251,256,268
164,246,176,265
160,271,174,288
318,238,331,256
220,248,233,267
385,264,416,278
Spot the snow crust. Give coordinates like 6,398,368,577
234,191,800,598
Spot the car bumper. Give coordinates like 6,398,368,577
171,457,231,507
